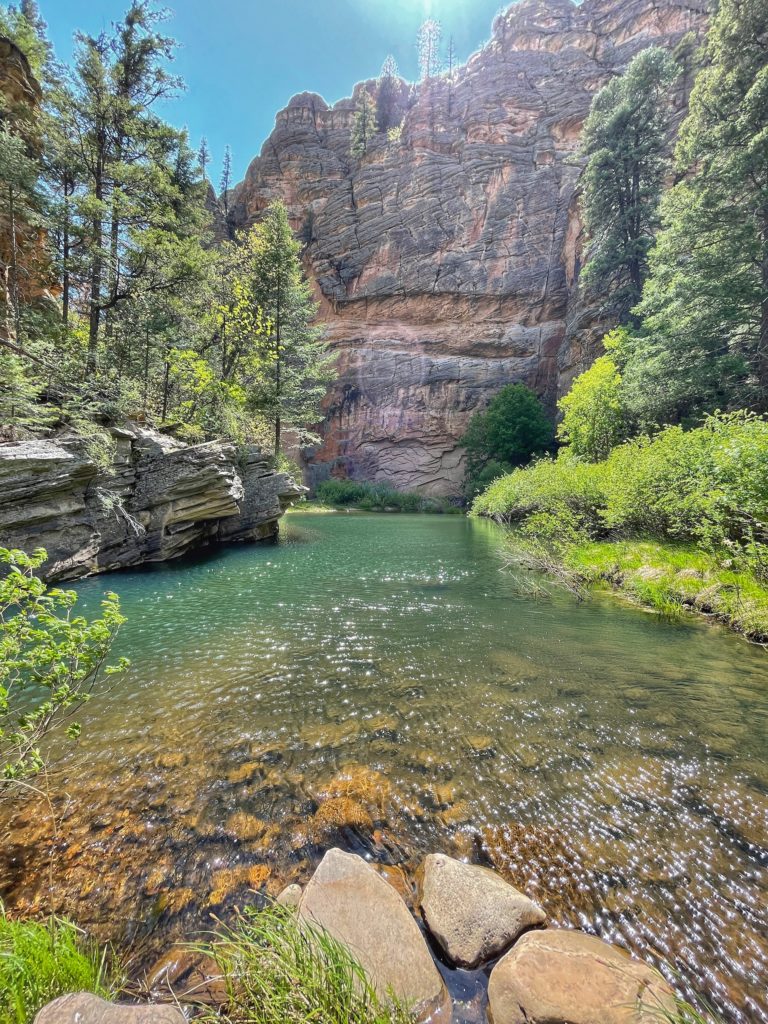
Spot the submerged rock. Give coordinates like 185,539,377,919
487,930,675,1024
417,853,546,969
298,848,451,1023
34,994,184,1024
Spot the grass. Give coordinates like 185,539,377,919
563,538,768,642
314,480,460,514
0,912,118,1024
196,904,413,1024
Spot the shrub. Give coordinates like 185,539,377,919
473,412,768,581
557,340,627,462
197,905,412,1024
0,548,128,792
315,480,455,514
0,912,117,1024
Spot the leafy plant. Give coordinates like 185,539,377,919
462,384,553,498
0,547,127,790
315,479,456,514
0,910,118,1024
197,905,412,1024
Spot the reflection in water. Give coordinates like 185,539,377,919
1,513,767,1022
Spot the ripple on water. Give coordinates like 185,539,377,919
1,513,767,1023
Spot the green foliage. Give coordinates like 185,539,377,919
474,413,768,637
351,90,377,157
627,0,768,421
0,547,128,789
315,479,456,514
197,904,413,1024
580,47,679,319
474,412,768,581
239,200,336,454
557,332,628,461
461,384,553,498
0,5,50,77
0,911,117,1024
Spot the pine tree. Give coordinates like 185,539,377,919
417,19,441,81
445,35,457,116
244,201,334,455
628,0,768,420
579,47,679,321
376,55,400,133
198,136,210,179
351,90,377,157
220,144,232,219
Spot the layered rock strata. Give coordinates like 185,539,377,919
0,424,302,580
230,0,710,495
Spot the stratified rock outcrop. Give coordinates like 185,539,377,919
230,0,710,496
0,424,302,580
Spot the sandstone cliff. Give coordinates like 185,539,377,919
0,425,303,580
230,0,710,496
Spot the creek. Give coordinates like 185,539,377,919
2,512,766,1021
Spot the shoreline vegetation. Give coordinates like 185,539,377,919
472,414,768,645
312,480,462,515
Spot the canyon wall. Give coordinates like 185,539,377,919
0,425,303,580
230,0,710,496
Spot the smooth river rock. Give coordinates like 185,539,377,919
298,848,451,1023
34,994,185,1024
417,852,546,968
487,930,676,1024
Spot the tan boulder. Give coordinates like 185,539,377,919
35,994,185,1024
298,848,451,1023
417,853,546,968
487,930,676,1024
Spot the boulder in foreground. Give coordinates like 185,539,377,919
417,852,546,968
487,929,676,1024
298,848,451,1023
34,993,185,1024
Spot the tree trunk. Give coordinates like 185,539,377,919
759,210,768,406
8,183,20,339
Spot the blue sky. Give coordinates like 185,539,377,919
40,0,508,186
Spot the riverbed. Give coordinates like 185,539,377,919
2,512,766,1021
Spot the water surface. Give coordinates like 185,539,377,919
2,513,767,1022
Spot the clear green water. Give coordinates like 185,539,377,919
2,512,767,1022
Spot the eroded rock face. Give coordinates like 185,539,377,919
417,852,546,969
230,0,710,496
0,424,303,579
298,848,452,1023
486,929,676,1024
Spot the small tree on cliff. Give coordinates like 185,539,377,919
376,55,401,133
244,201,335,455
417,19,442,80
351,90,377,157
580,47,679,321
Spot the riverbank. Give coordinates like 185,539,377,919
11,849,691,1024
472,414,768,645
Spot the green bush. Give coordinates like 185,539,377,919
315,480,456,514
462,384,553,497
473,412,768,579
1,548,128,790
0,913,117,1024
197,904,412,1024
